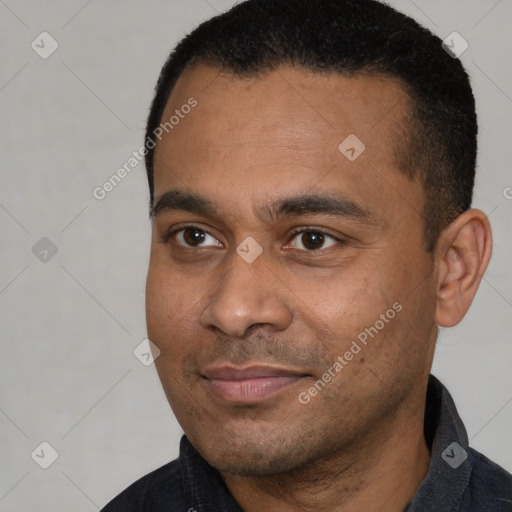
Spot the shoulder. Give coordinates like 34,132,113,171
101,459,188,512
463,448,512,510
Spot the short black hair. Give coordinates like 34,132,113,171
145,0,477,251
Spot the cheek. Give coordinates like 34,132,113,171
145,262,197,352
300,265,391,339
294,259,409,386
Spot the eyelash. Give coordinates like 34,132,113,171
162,224,345,251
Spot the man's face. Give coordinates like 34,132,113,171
146,65,438,476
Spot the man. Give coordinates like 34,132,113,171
102,0,512,510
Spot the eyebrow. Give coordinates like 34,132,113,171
152,190,217,217
151,189,373,224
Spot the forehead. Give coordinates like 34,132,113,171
159,64,409,143
152,64,422,226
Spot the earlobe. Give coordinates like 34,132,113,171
434,209,493,327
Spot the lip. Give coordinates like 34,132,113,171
201,365,308,403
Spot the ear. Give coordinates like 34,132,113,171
434,209,493,327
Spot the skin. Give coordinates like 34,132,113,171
145,64,492,512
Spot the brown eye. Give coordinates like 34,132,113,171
301,232,324,250
183,228,206,246
173,227,222,248
289,230,338,251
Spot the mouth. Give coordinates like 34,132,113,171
201,365,309,404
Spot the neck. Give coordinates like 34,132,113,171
221,390,430,512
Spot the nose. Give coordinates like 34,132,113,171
199,246,293,337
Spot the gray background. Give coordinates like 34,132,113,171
0,0,511,510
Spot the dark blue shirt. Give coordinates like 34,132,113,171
102,375,512,511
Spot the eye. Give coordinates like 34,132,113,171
170,227,222,248
287,230,340,251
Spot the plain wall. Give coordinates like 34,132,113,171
0,1,511,510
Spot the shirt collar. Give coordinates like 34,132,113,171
405,374,471,511
180,435,244,512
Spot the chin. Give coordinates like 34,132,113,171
207,451,303,477
191,428,323,477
